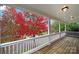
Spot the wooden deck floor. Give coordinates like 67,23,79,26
33,37,79,54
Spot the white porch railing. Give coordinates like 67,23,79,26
0,32,66,54
66,31,79,37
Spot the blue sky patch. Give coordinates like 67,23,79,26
0,7,23,17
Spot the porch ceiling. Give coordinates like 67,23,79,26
1,4,79,23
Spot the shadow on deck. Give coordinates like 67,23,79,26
33,37,79,54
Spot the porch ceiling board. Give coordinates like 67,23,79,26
0,4,79,23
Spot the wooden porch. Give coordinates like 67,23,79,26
33,36,79,54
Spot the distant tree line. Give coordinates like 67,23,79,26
67,22,79,31
51,21,79,32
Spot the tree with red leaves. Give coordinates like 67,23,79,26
1,6,48,43
26,16,48,37
11,7,48,37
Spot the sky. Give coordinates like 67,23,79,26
0,10,3,16
0,5,23,17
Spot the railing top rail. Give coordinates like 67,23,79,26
66,31,79,33
0,32,65,48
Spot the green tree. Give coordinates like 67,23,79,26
67,22,79,31
51,22,65,32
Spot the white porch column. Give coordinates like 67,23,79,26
48,19,51,35
59,21,61,33
48,19,51,45
64,23,67,32
58,21,61,38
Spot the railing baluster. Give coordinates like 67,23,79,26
29,40,31,50
28,41,30,50
31,40,33,49
26,41,28,51
20,43,22,54
1,48,3,54
22,42,24,53
12,45,15,54
33,39,36,48
16,44,18,54
31,40,34,49
36,39,39,46
4,47,6,54
8,46,10,54
24,42,26,52
30,40,32,50
27,41,29,50
0,48,1,54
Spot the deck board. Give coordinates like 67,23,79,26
33,37,79,54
